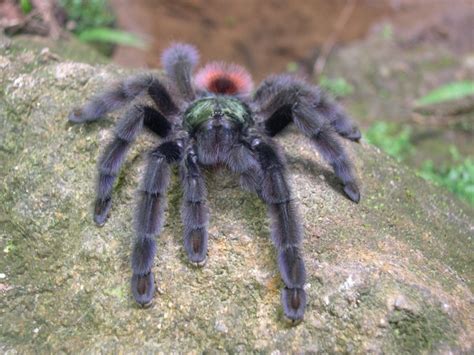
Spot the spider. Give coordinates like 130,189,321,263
68,43,361,323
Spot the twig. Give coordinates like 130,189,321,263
313,0,357,76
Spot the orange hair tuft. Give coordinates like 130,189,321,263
194,62,253,95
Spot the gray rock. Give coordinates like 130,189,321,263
0,36,473,353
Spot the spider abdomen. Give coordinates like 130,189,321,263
183,96,253,133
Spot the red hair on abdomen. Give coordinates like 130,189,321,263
194,62,253,95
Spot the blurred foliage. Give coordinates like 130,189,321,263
78,28,145,48
365,122,413,160
59,0,144,49
365,122,474,206
59,0,115,34
416,81,474,106
319,75,354,98
19,0,32,14
419,147,474,206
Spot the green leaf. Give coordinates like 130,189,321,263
59,0,115,34
416,81,474,106
20,0,32,14
78,28,147,48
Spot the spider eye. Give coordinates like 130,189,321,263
195,62,253,95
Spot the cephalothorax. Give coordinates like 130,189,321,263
183,96,253,132
69,43,361,323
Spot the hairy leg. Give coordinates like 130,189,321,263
226,138,261,193
131,140,182,307
161,43,199,101
255,74,359,140
93,105,171,226
316,93,361,142
310,128,360,202
293,101,360,202
68,74,178,123
247,137,307,322
180,145,209,265
254,75,360,202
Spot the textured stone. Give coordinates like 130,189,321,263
0,36,473,353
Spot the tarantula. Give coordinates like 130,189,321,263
68,43,361,322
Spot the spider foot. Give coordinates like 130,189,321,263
281,287,306,324
190,255,208,268
131,272,155,308
184,229,208,266
68,108,87,123
343,182,360,203
93,197,112,226
344,127,362,142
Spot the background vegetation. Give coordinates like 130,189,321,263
322,79,474,206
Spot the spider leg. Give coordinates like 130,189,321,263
180,145,209,265
243,137,307,322
255,75,360,202
255,75,360,141
131,140,182,307
316,94,361,142
68,74,178,123
293,98,360,202
310,127,360,202
161,43,199,101
94,105,172,226
226,139,261,193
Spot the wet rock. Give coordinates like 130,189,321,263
0,37,473,353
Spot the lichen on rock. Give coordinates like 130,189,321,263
0,36,473,353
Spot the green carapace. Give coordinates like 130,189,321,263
183,96,253,132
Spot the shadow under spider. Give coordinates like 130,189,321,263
286,153,354,202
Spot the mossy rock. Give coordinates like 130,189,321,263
324,28,474,166
0,35,473,353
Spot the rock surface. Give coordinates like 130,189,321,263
1,36,473,353
324,24,474,166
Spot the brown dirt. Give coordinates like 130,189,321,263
110,0,473,80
